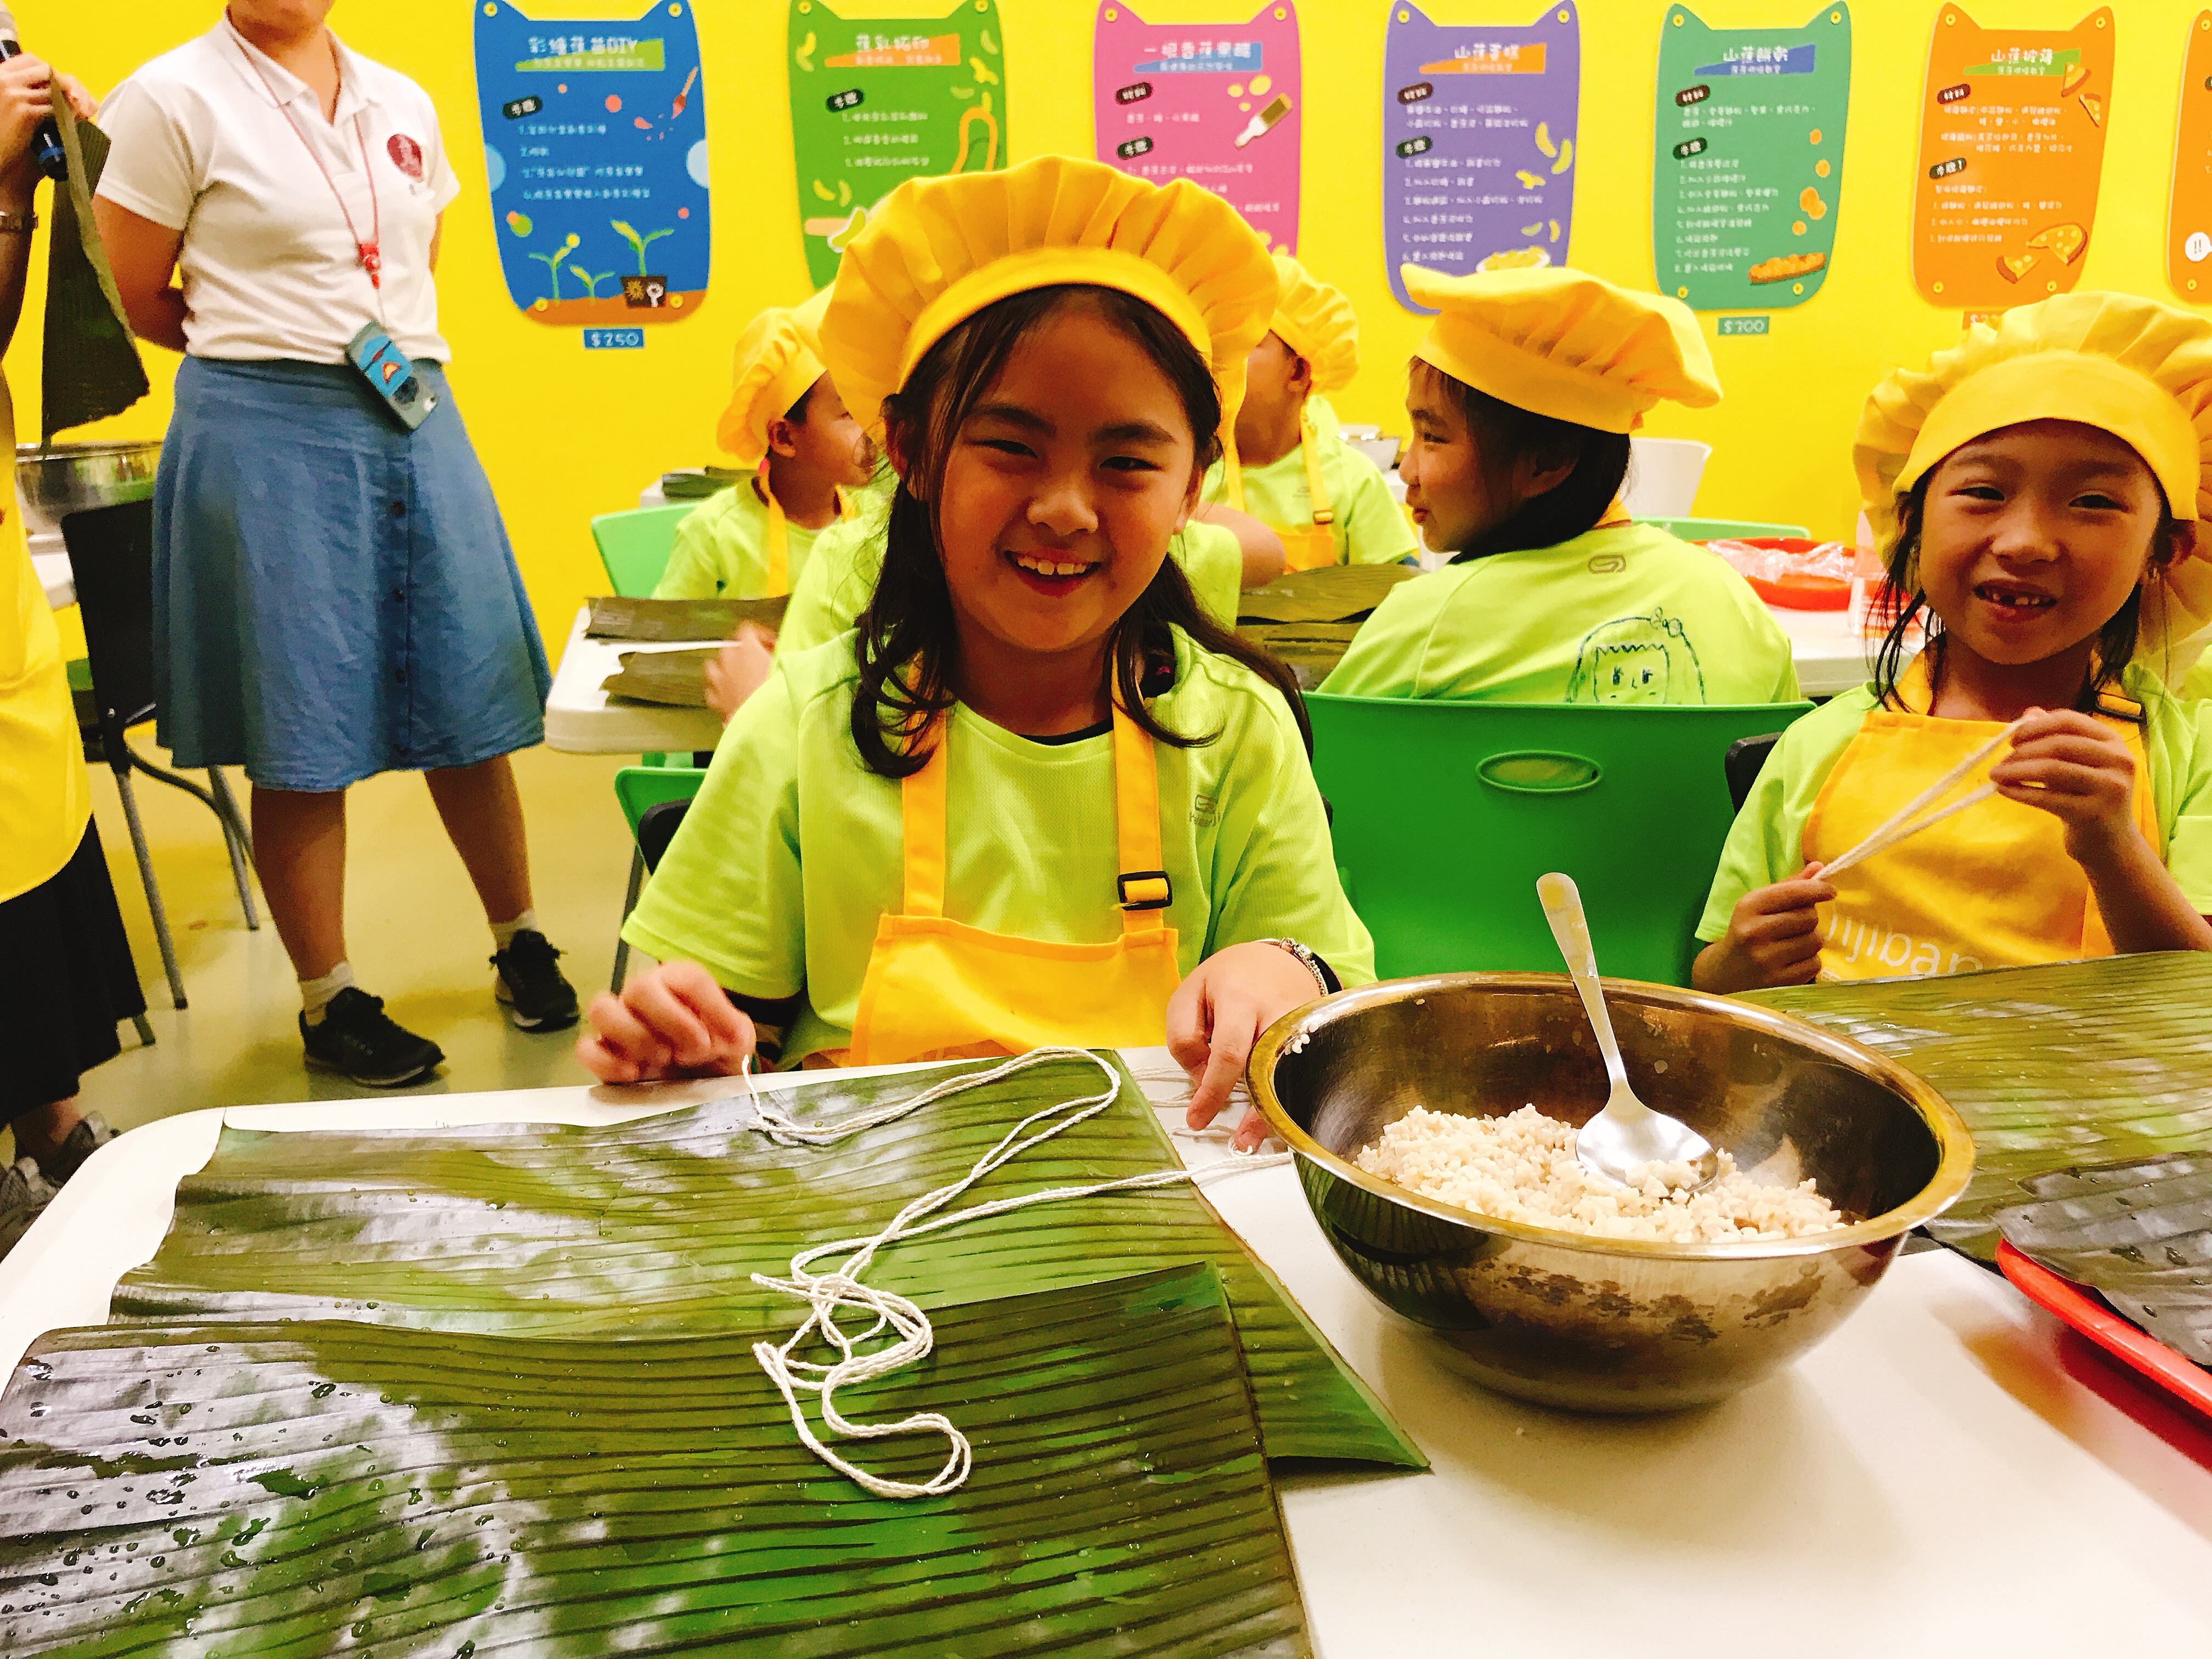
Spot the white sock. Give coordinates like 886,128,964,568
300,961,356,1025
490,910,538,952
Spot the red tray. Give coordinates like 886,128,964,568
1701,537,1853,611
1997,1239,2212,1419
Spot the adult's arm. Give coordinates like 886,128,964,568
89,197,187,353
0,54,91,356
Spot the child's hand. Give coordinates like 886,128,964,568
1691,865,1836,992
703,623,776,725
1991,708,2141,864
577,961,755,1083
1167,940,1321,1152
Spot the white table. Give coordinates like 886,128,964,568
542,603,723,756
1773,600,1875,698
5,1051,2208,1652
32,548,72,609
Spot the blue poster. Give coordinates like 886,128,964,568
1380,2,1582,313
472,1,710,327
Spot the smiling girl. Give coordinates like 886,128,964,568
1695,294,2212,991
1321,266,1797,704
580,157,1370,1146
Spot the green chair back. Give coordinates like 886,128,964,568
614,763,708,840
1308,694,1813,986
591,504,696,597
1639,516,1812,542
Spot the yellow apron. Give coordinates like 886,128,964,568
1803,661,2159,980
759,476,853,599
842,702,1185,1066
1224,415,1339,573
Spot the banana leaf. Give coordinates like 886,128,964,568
1746,953,2212,1259
585,596,789,643
1996,1159,2212,1364
112,1053,1423,1470
602,648,716,708
0,1266,1313,1656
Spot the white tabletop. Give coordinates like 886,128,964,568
32,540,72,610
1772,600,1875,699
542,603,724,757
4,1051,2208,1651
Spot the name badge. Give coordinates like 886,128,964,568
347,321,438,431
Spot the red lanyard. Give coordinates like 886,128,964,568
238,37,382,290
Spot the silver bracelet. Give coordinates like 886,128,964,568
1260,937,1330,998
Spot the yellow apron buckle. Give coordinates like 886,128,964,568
1117,870,1173,911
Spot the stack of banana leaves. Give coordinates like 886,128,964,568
1236,565,1420,689
0,1053,1422,1655
589,596,792,708
1746,953,2212,1261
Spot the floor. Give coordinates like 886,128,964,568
43,742,637,1144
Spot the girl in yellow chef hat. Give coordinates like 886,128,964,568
1322,264,1799,704
653,302,878,603
579,155,1372,1147
1204,252,1418,573
1696,292,2212,991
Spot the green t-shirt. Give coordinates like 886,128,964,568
653,482,839,601
623,627,1376,1063
1202,413,1418,568
1319,522,1802,704
1696,659,2212,943
773,512,1248,660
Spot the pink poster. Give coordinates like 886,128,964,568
1092,1,1302,252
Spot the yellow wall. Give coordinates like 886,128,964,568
22,0,2211,647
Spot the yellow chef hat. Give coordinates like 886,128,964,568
790,283,832,359
1401,263,1720,434
1855,292,2212,682
1267,253,1358,396
819,154,1278,446
715,306,827,468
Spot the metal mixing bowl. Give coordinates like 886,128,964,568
1248,973,1974,1413
15,440,161,537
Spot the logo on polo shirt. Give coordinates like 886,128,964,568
387,133,426,181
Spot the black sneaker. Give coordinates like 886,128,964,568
37,1113,117,1187
301,988,444,1087
492,929,580,1032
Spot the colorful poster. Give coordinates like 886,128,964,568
1909,8,2114,311
1651,5,1850,312
1380,3,1582,313
788,0,1008,289
1091,3,1302,252
2167,12,2212,301
472,1,709,326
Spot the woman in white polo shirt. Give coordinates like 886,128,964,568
93,2,577,1088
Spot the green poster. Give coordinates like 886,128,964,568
1651,5,1850,313
788,0,1008,288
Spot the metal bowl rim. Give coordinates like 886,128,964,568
1246,970,1977,1262
15,439,162,460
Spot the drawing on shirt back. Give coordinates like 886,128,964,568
1568,609,1706,704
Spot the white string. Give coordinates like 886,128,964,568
738,1046,1289,1499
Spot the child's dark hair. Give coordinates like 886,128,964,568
850,284,1311,778
1419,363,1632,563
1871,473,2185,713
783,383,814,425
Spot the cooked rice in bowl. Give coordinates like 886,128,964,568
1355,1105,1844,1243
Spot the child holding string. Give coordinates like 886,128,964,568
579,156,1369,1149
1695,294,2212,991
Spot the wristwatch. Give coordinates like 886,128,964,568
1260,937,1335,1000
0,208,37,235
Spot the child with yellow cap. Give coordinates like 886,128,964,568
1206,252,1418,572
1321,266,1798,704
653,303,879,602
1695,292,2212,991
579,156,1370,1149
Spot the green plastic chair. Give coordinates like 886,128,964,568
1639,516,1812,542
591,503,696,597
1308,695,1813,986
609,763,709,993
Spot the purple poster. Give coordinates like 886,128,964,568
1092,2,1302,252
1381,2,1583,312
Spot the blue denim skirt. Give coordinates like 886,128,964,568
153,357,551,791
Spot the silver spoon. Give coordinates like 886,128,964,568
1536,872,1719,1192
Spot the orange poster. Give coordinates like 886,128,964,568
2169,13,2212,300
1909,7,2113,311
